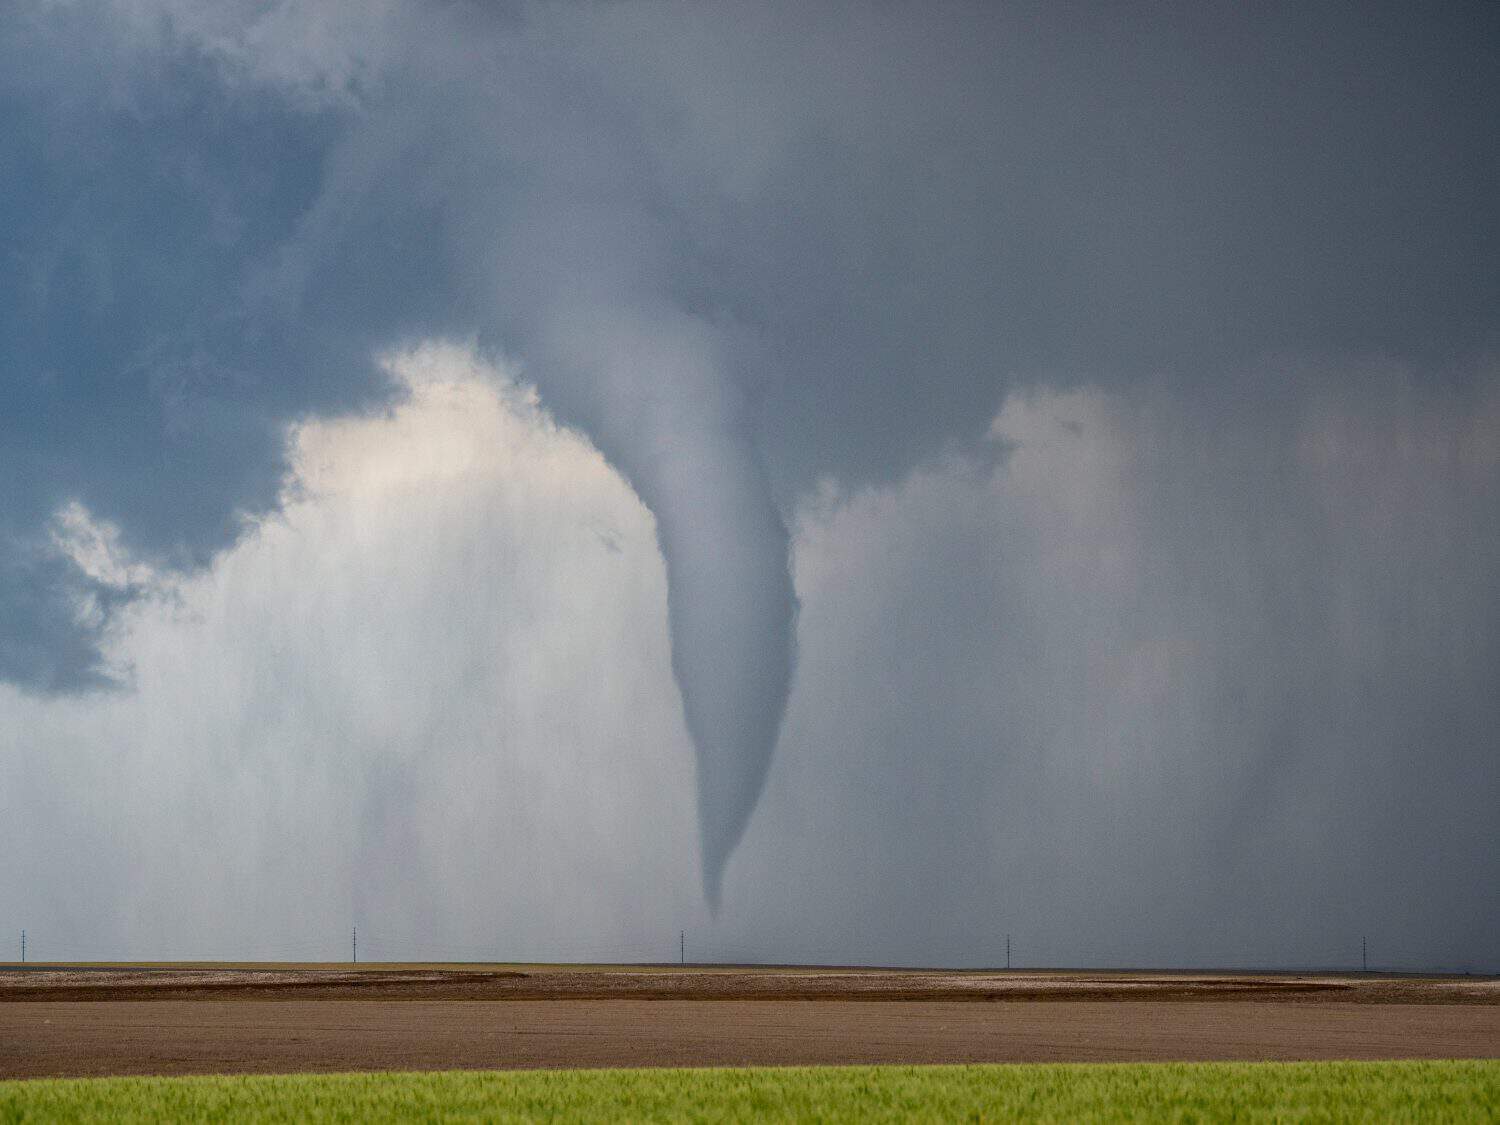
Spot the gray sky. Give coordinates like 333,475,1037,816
1,1,1496,968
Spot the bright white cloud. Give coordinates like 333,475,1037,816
49,502,159,594
0,342,704,961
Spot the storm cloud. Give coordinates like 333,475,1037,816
1,1,1497,964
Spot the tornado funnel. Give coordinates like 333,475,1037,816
540,307,797,909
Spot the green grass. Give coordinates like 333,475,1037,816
1,1060,1496,1123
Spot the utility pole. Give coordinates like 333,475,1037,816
1006,933,1011,970
20,930,24,964
353,926,358,965
680,931,685,965
1362,936,1367,973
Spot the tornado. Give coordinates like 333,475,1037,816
649,437,796,910
541,306,797,909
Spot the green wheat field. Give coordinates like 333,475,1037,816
1,1060,1497,1123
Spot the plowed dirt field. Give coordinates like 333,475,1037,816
1,966,1495,1078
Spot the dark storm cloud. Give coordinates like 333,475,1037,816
0,7,368,686
576,1,1500,491
2,1,1497,926
8,1,1496,652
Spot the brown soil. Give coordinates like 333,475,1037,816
2,1000,1498,1079
1,965,1495,1005
1,967,1495,1079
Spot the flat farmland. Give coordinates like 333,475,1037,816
1,966,1496,1079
